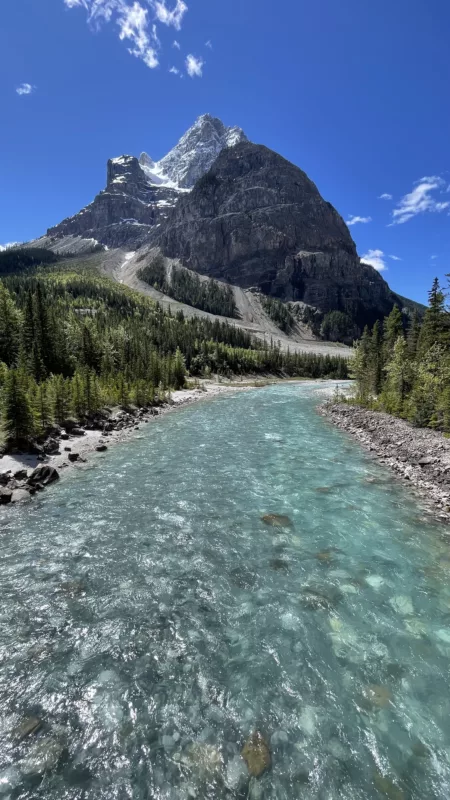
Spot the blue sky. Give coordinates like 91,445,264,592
1,0,449,304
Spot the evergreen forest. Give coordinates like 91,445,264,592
350,277,450,430
0,254,348,447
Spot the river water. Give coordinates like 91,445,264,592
1,382,450,799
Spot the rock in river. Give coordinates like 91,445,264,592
241,731,271,777
28,466,59,487
261,513,293,529
21,736,65,776
12,716,42,742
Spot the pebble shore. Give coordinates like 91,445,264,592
320,403,450,524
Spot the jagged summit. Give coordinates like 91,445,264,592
137,114,248,190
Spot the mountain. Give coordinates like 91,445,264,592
151,142,404,329
40,114,417,334
46,114,247,248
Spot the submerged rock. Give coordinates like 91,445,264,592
363,685,393,709
12,716,42,742
183,742,223,782
58,580,86,596
373,772,405,799
389,595,414,616
21,736,65,775
241,732,271,777
269,558,290,572
261,514,293,529
365,575,385,591
224,755,249,792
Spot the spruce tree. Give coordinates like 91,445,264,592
2,369,34,445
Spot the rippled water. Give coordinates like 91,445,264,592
1,383,450,799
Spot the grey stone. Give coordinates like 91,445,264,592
28,465,59,486
11,489,31,503
0,488,12,505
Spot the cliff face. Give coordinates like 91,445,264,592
154,142,397,327
47,155,179,249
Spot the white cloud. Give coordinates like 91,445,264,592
346,215,372,226
63,0,190,69
169,66,179,74
186,53,203,78
16,83,35,96
117,2,159,68
391,176,450,225
361,249,388,272
378,193,392,200
153,0,187,29
389,254,401,261
172,39,180,48
205,39,212,49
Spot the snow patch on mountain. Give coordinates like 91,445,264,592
139,114,248,190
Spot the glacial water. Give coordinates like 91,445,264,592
1,383,450,800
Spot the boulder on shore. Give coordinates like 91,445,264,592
28,466,59,487
0,488,12,505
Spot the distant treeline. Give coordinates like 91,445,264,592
0,247,58,275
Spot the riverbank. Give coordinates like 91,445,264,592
321,402,450,523
0,381,251,502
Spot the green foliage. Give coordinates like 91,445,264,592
350,276,450,430
261,296,295,333
0,270,348,446
138,257,238,318
320,310,359,345
0,247,58,275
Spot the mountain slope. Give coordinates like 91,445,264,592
152,141,402,330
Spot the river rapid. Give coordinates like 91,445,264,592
1,382,450,799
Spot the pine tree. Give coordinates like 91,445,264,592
418,278,449,354
2,369,34,445
172,347,186,390
383,305,403,361
368,320,383,397
0,281,21,367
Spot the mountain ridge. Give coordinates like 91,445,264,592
38,114,418,337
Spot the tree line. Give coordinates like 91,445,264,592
350,277,450,429
0,265,348,446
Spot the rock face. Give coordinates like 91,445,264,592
43,115,417,327
155,113,247,188
154,142,403,329
46,115,246,249
47,155,179,249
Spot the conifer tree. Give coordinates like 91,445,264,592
2,369,34,445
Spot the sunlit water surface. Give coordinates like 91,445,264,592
1,383,450,799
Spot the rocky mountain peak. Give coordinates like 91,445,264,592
156,114,248,189
139,152,156,170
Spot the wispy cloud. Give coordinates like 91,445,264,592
205,39,212,49
389,254,402,261
64,0,190,69
153,0,187,29
172,39,180,49
16,83,35,96
391,176,450,225
169,65,180,75
431,254,438,260
186,53,203,78
361,249,388,272
346,215,372,227
378,193,392,200
117,2,159,68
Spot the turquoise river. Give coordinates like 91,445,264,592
1,382,450,799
